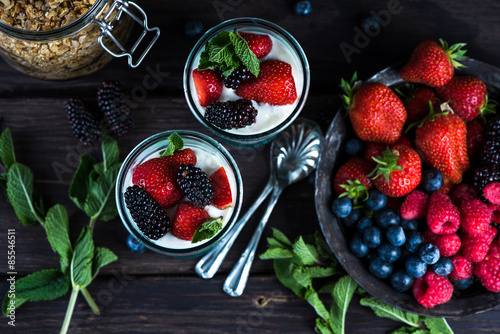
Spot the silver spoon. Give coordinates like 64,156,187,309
222,118,323,297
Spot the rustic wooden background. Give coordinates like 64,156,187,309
1,0,500,332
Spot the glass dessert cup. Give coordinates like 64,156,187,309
116,130,243,257
183,17,310,148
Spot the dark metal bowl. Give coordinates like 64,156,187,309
314,59,500,317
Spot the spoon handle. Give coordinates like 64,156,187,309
223,186,283,297
195,178,275,279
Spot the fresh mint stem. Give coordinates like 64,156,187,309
89,217,97,233
60,288,79,334
81,288,100,315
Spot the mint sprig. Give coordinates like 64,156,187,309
198,31,260,77
192,217,223,243
160,132,184,157
261,228,454,334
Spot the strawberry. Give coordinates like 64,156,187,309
236,59,297,105
210,167,233,209
171,201,210,241
400,39,467,87
415,107,470,184
369,145,422,197
333,157,373,197
340,75,406,144
192,68,223,107
426,192,460,235
435,76,495,121
466,118,485,160
132,149,197,208
238,32,272,59
400,85,439,125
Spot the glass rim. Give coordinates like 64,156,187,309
115,130,243,255
183,17,310,143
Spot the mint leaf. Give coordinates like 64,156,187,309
69,153,97,211
292,236,318,265
305,287,330,320
316,318,335,334
71,226,94,289
260,247,294,259
192,217,223,243
160,132,184,157
6,163,43,225
391,327,430,334
83,163,120,221
423,317,454,334
271,228,293,247
267,237,287,248
292,267,312,288
330,275,358,334
360,297,420,328
2,292,26,317
273,259,306,298
101,134,119,172
2,269,70,315
45,205,72,275
230,32,260,77
92,247,118,279
304,266,337,278
0,127,15,169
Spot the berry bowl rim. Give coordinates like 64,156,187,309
314,59,500,317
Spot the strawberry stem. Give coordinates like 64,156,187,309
338,179,368,205
479,94,497,120
339,72,362,111
368,148,403,185
439,38,468,69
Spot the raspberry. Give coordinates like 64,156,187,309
426,192,460,235
412,271,453,308
450,183,478,207
483,182,500,205
124,185,170,240
488,242,500,260
215,66,253,89
204,99,258,130
448,255,473,280
65,98,102,146
423,229,461,257
98,80,134,136
474,257,500,292
177,163,214,208
400,190,428,220
459,199,492,235
461,226,497,263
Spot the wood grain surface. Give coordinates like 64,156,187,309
1,0,500,333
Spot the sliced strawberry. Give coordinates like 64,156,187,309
238,32,273,59
236,59,297,106
210,167,233,209
171,201,210,241
192,68,223,107
132,149,196,208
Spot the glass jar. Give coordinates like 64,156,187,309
0,0,159,80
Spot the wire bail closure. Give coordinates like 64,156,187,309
94,0,160,68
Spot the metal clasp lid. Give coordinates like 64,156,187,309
93,0,160,68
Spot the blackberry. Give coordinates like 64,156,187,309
473,164,500,194
485,115,500,138
177,163,213,207
205,99,258,130
481,137,500,166
65,98,101,146
97,80,134,136
215,66,252,89
124,185,170,240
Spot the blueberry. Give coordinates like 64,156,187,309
366,189,388,211
422,168,443,192
377,242,401,262
345,138,363,156
390,270,414,292
376,208,400,229
405,255,427,278
366,252,378,262
397,247,412,266
369,257,393,278
386,225,406,247
432,257,453,276
127,235,146,253
401,219,419,231
332,197,352,218
294,0,312,16
452,277,475,290
349,234,369,257
405,230,424,253
419,243,440,265
184,20,204,38
342,208,362,228
357,217,374,233
363,226,382,249
360,15,381,35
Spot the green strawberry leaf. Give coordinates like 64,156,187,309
45,204,73,275
70,226,94,289
423,317,454,334
69,153,97,211
0,127,15,169
160,132,184,157
292,236,319,265
83,163,120,222
192,217,223,243
273,259,306,298
330,275,358,334
92,247,118,279
101,134,119,173
359,297,420,328
230,31,260,77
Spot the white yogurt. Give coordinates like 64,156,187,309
124,147,236,249
189,30,304,135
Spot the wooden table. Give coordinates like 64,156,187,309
1,0,500,332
